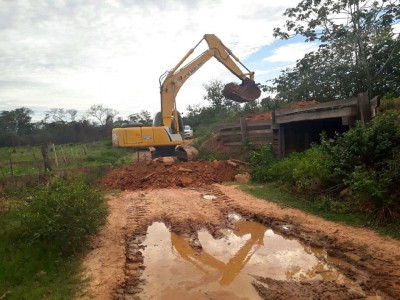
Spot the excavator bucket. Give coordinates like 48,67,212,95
223,78,261,103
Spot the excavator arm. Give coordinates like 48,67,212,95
112,34,260,161
159,34,261,129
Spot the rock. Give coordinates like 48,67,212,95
235,173,250,183
178,167,193,172
340,187,351,197
227,160,238,167
153,156,176,165
179,176,194,187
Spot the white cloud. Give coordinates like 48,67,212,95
0,0,296,121
263,42,319,64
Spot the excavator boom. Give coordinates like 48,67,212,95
112,34,261,160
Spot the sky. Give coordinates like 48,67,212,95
0,0,321,122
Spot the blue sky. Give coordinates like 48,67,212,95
0,0,320,122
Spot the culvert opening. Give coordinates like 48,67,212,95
129,217,367,299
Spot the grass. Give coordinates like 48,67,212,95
0,238,82,300
0,140,135,179
0,175,108,299
239,182,400,240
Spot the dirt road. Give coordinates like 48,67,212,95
81,161,400,299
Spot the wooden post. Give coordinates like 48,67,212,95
240,117,248,145
52,143,59,167
9,155,14,177
357,92,372,124
41,143,52,172
59,145,68,164
279,125,285,159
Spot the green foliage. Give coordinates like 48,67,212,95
0,175,108,298
347,168,391,204
0,140,134,179
270,0,400,101
326,113,400,213
379,94,400,112
128,110,153,126
250,113,400,224
10,176,107,255
250,145,331,191
249,145,277,182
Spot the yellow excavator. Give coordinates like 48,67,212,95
112,34,261,160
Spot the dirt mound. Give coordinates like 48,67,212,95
199,132,231,153
242,101,319,122
283,100,319,109
100,160,238,190
245,112,272,121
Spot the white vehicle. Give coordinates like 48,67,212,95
184,125,193,139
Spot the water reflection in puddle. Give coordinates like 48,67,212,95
137,220,358,299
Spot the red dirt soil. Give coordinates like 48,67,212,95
244,100,320,121
100,160,239,190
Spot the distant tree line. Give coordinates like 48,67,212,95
0,104,153,147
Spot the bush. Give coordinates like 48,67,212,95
250,144,331,191
249,145,277,182
15,176,107,254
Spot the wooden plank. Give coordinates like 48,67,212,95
219,130,242,136
219,124,240,130
275,97,358,117
246,129,272,134
246,119,272,126
223,142,243,146
248,136,273,143
275,107,358,124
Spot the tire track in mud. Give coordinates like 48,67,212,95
111,186,400,299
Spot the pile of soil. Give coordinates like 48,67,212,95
243,100,320,121
199,132,234,154
283,100,319,109
100,160,238,190
245,112,272,121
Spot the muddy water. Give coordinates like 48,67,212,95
137,219,360,300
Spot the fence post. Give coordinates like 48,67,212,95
59,145,68,164
240,117,248,145
41,143,52,172
52,143,59,167
9,155,14,178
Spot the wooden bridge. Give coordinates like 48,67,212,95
218,92,379,158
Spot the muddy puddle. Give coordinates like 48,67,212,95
133,214,367,299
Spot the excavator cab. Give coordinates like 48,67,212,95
223,78,261,103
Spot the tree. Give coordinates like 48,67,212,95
128,110,153,126
270,0,400,101
86,104,118,126
66,109,78,122
0,107,33,146
44,108,67,123
203,80,240,110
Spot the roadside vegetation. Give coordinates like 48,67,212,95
0,140,134,179
248,97,400,238
0,175,108,299
0,140,132,298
